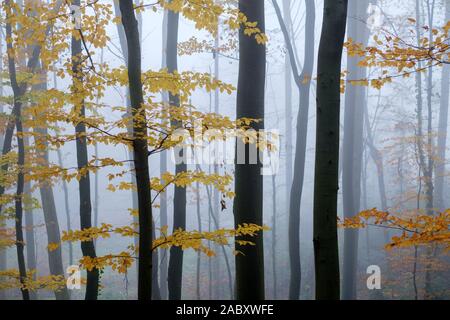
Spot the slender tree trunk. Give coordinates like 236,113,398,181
6,24,28,298
120,0,153,301
424,0,435,216
94,51,101,234
212,24,221,300
132,3,160,299
273,0,316,300
0,25,6,299
56,149,73,265
208,197,212,300
4,2,31,300
52,70,73,266
273,0,315,299
196,182,202,300
167,5,186,301
1,1,62,300
364,100,388,212
314,0,348,300
342,0,370,300
234,0,266,300
159,9,169,300
424,0,436,299
71,0,99,300
435,0,450,211
0,0,64,214
282,0,293,219
32,63,70,300
203,177,234,299
15,114,29,301
271,174,277,299
0,9,4,151
23,142,37,300
113,0,146,290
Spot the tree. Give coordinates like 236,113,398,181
282,0,293,211
34,64,69,300
0,20,5,300
272,0,316,300
71,0,99,300
159,8,169,300
4,0,29,299
314,0,348,300
119,0,153,301
166,3,186,301
234,0,266,300
342,0,371,300
435,0,450,211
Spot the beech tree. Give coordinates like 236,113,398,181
234,0,266,300
314,0,348,300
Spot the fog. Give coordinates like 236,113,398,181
0,0,449,300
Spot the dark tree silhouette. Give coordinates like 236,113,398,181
234,0,266,300
314,0,348,300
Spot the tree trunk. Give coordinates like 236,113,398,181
273,0,316,299
364,94,388,212
32,64,70,300
271,174,277,299
119,0,153,301
274,0,316,300
15,114,29,301
212,25,221,300
196,182,202,300
23,142,37,300
0,25,5,300
159,9,169,300
71,0,99,300
314,0,348,300
4,2,30,300
435,0,450,211
424,0,436,299
56,148,73,265
282,0,293,221
342,0,370,300
167,5,186,301
0,0,64,214
234,0,266,300
52,72,74,266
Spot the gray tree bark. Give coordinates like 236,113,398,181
282,0,293,213
342,0,370,300
435,0,450,211
272,0,316,300
0,25,5,300
159,9,169,300
167,6,186,301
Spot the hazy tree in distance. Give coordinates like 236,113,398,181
34,62,69,300
342,0,371,300
272,0,316,300
436,0,450,211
